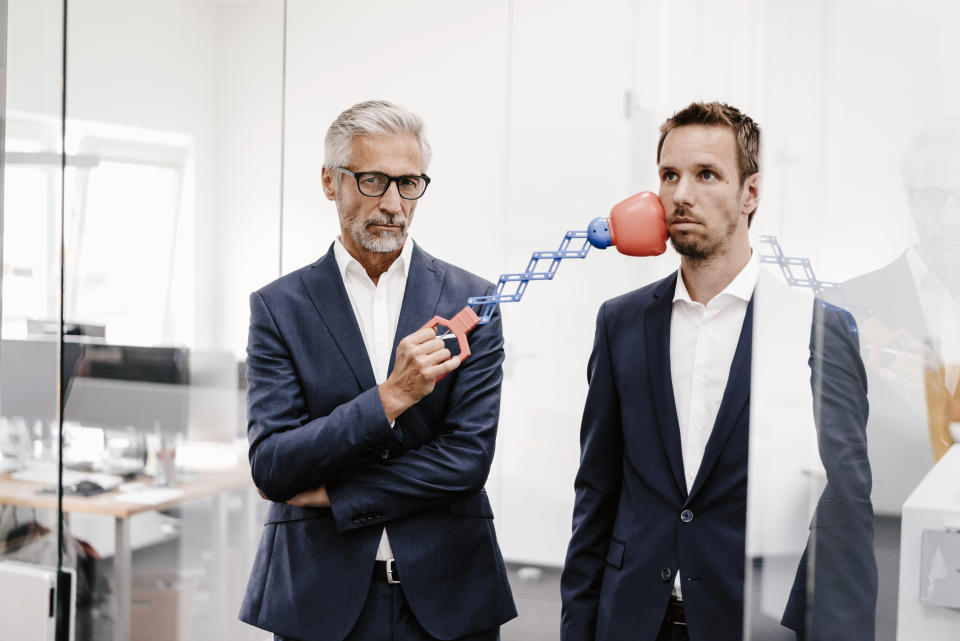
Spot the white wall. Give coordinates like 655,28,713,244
281,0,960,569
60,0,283,355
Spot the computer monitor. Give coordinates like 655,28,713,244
0,339,189,435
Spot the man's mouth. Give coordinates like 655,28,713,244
367,219,406,232
668,209,700,227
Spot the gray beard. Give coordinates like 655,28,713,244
341,204,409,254
354,223,406,253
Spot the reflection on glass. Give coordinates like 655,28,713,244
823,117,960,640
3,1,282,640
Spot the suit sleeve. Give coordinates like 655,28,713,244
782,302,877,640
245,290,402,502
560,303,624,641
324,296,505,532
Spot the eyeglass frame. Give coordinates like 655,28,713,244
908,186,960,213
334,167,431,200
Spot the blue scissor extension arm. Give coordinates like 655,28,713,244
467,231,594,325
758,235,868,332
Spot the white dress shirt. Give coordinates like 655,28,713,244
333,236,414,562
669,250,758,596
905,247,959,390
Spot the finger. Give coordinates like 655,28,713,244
407,327,439,345
424,347,452,366
428,355,461,377
418,337,446,357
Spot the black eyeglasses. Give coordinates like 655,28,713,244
909,187,960,213
335,167,431,200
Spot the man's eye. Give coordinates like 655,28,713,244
700,170,717,181
662,172,677,182
361,176,381,186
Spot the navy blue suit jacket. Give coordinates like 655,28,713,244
560,273,876,641
238,243,516,641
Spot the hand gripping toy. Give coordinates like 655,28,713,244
422,191,668,365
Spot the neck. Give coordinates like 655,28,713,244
679,241,752,305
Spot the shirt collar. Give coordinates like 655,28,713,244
673,249,758,306
333,235,414,284
904,246,947,296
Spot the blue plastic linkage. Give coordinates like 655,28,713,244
468,230,594,324
758,235,867,331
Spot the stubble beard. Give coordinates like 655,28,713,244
340,201,410,254
668,207,738,264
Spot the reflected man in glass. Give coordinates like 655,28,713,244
560,102,877,641
238,101,515,641
835,118,960,505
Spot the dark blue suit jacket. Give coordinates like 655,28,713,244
560,273,876,641
238,243,516,641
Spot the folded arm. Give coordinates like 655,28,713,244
324,304,504,532
245,290,403,502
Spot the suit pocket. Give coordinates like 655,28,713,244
263,501,330,525
605,537,625,569
448,490,494,518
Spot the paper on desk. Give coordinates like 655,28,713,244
116,487,184,505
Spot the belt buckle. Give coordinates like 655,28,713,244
386,558,400,585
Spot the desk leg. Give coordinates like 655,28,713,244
212,494,229,639
114,517,131,641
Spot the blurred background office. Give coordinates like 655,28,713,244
1,1,959,640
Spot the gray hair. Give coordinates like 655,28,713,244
323,100,432,171
902,115,960,183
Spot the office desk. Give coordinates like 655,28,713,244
0,464,255,641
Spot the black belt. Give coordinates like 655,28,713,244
372,559,400,584
666,596,686,626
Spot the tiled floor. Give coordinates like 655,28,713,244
501,515,901,641
120,509,901,641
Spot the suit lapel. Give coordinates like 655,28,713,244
687,296,754,502
389,244,445,373
645,273,688,499
299,244,377,390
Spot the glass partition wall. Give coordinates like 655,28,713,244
0,1,70,639
1,1,284,640
3,2,960,640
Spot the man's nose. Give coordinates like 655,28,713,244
672,177,695,208
379,180,403,213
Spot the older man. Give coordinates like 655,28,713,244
239,100,516,641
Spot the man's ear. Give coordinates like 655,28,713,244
741,173,760,216
321,167,337,201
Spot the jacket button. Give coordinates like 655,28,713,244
352,517,361,524
660,567,672,582
680,509,693,523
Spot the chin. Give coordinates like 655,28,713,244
359,232,405,254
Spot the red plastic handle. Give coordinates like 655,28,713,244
421,306,480,380
422,306,480,362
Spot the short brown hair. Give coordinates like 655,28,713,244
657,101,760,224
